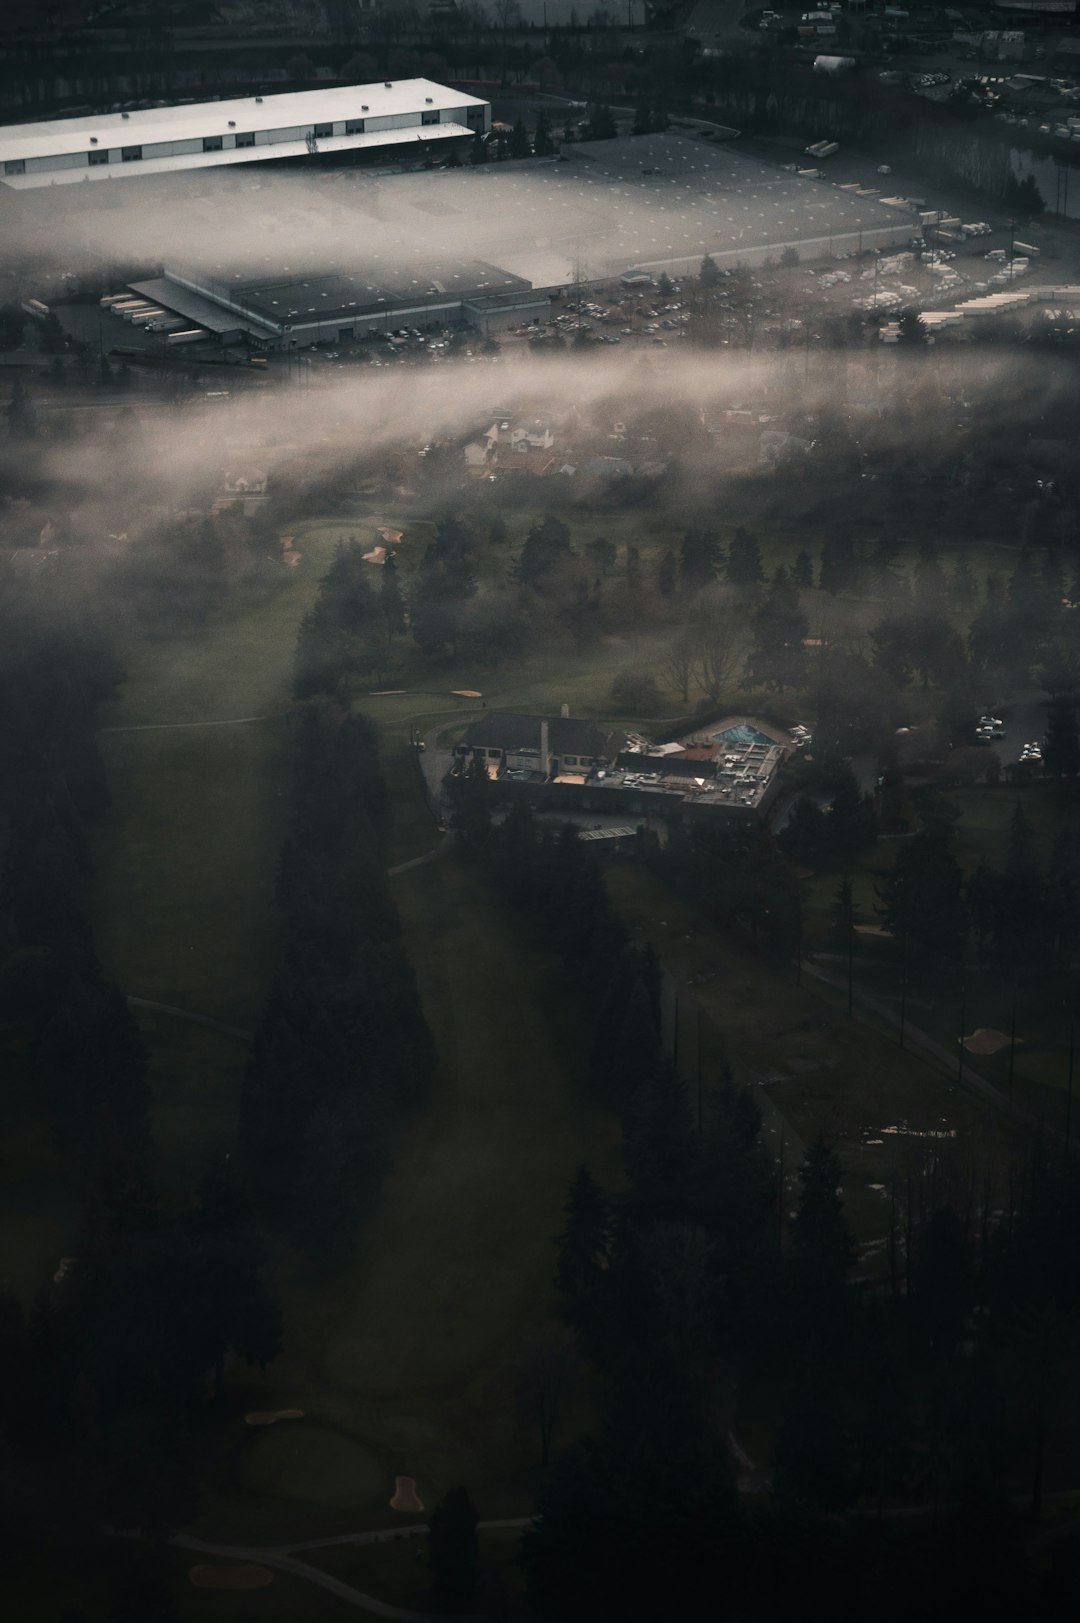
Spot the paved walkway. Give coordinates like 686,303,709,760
140,1519,535,1619
101,714,285,733
125,996,253,1043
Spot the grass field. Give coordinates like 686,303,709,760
604,861,1010,1252
800,782,1080,1128
186,853,622,1543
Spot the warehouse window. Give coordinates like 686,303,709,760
345,118,365,134
313,123,332,138
421,110,439,126
121,145,142,161
4,159,25,175
235,131,255,148
202,135,223,152
88,148,109,165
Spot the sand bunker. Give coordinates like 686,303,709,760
189,1565,274,1590
378,526,404,545
362,547,388,565
451,690,482,699
390,1475,424,1512
244,1409,305,1427
963,1028,1013,1056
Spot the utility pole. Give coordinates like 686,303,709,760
1066,1019,1074,1159
672,990,680,1071
696,1007,703,1134
1008,988,1017,1088
899,933,908,1050
777,1128,785,1247
956,974,967,1088
847,921,854,1019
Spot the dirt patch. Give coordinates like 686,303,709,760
390,1474,424,1512
189,1565,275,1589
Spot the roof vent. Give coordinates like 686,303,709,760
362,103,368,110
425,97,433,104
384,81,392,88
121,111,129,119
228,120,236,127
90,136,98,144
255,96,263,104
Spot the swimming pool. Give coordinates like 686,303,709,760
713,723,775,748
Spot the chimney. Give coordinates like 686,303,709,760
560,702,570,719
540,718,550,778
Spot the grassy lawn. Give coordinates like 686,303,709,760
801,783,1080,1129
188,854,622,1542
605,861,1009,1253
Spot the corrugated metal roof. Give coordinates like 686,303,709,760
0,121,472,188
0,79,486,161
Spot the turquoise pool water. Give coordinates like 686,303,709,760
713,723,774,748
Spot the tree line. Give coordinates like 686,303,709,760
245,573,435,1263
0,604,281,1585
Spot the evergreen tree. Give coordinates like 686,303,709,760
1043,693,1080,778
792,549,814,589
625,543,642,594
947,555,979,610
555,1166,613,1336
876,829,968,959
831,874,858,954
469,130,488,164
819,529,857,595
726,528,764,587
515,514,574,587
1006,799,1036,878
774,1359,855,1512
533,110,555,156
745,565,809,691
788,1134,857,1349
679,527,720,593
585,104,617,141
183,1156,282,1399
379,552,405,638
699,253,721,287
623,1066,698,1223
427,1485,479,1612
509,117,531,158
656,549,677,597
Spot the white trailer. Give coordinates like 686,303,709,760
166,328,206,345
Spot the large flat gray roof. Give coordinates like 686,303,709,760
0,79,487,162
167,258,532,330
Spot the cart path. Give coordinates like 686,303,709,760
101,714,286,733
140,1519,535,1619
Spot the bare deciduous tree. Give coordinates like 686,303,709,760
658,632,696,704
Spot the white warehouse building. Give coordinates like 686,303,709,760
0,78,490,189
